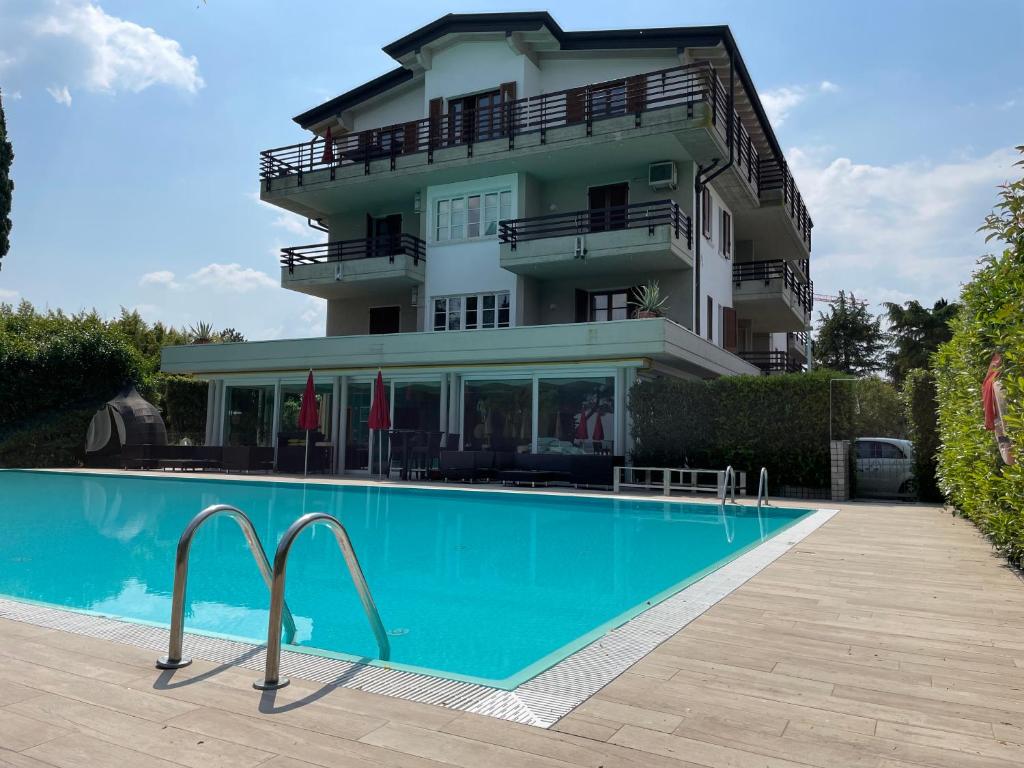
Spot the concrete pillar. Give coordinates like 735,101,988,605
338,376,349,473
613,368,626,456
271,380,282,467
530,375,539,454
830,439,850,501
331,376,342,474
204,381,217,445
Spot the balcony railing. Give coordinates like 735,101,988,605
498,200,692,250
260,62,758,192
281,234,425,274
732,259,814,314
760,157,813,249
739,350,804,374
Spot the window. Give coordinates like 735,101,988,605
463,379,532,452
857,440,907,460
720,209,732,257
590,290,629,322
433,292,510,331
435,190,512,242
701,188,712,238
538,377,614,454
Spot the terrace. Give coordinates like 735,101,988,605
732,259,814,332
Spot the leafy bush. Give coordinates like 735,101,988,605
629,369,904,493
934,149,1024,564
159,374,208,443
902,369,943,502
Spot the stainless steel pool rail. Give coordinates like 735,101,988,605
719,465,737,506
254,512,390,691
756,467,769,511
157,504,297,670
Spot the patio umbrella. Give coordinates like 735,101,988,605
592,410,605,444
574,407,589,442
321,126,335,164
368,370,391,478
298,370,319,476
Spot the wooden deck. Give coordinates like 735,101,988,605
2,501,1023,767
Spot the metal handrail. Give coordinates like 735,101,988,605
756,467,770,511
157,504,297,669
718,466,737,544
255,512,389,690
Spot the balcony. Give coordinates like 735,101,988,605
732,260,813,332
498,200,692,278
787,330,810,362
759,158,813,253
738,350,804,375
259,62,761,210
280,234,425,299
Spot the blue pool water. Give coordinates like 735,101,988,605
0,470,812,687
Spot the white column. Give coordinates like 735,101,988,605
439,373,449,435
271,379,282,467
623,368,638,462
204,381,217,445
337,376,349,474
614,368,626,456
331,376,342,474
531,375,539,454
213,380,227,446
448,374,461,436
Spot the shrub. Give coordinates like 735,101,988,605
629,369,904,493
902,369,943,502
159,374,208,443
0,407,100,468
934,146,1024,565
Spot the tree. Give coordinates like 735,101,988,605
218,327,246,343
0,88,13,268
883,298,960,384
813,291,887,375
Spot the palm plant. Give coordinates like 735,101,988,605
188,321,216,344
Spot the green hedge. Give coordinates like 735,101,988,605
158,374,208,443
934,149,1024,564
0,406,100,468
902,369,943,502
629,369,904,493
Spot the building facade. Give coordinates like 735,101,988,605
162,12,814,471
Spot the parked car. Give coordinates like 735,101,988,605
854,438,916,498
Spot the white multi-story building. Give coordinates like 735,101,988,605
163,12,814,471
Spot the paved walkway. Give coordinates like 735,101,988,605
2,501,1023,767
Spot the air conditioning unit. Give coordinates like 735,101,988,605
648,161,677,191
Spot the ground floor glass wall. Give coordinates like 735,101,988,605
537,377,614,454
463,379,532,452
223,385,275,447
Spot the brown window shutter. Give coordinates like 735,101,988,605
565,87,585,124
723,307,737,351
403,120,418,154
575,289,590,323
428,97,443,147
702,189,712,238
706,296,714,340
626,74,646,113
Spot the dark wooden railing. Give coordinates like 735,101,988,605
260,61,760,197
760,157,813,248
739,350,804,374
280,234,425,273
498,200,692,250
732,259,813,314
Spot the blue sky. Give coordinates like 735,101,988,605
0,0,1021,339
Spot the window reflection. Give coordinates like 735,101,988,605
224,386,275,447
538,377,614,454
463,379,532,452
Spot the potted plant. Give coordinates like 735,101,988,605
633,280,669,318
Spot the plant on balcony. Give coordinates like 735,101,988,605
633,281,669,319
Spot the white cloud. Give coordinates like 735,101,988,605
46,84,71,106
6,90,21,100
0,288,19,301
139,270,179,288
999,99,1017,111
761,81,840,126
273,212,311,237
32,1,203,96
187,263,277,294
792,145,1018,310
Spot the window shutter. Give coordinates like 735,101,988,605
626,74,646,113
575,289,590,323
428,97,443,147
706,296,714,340
499,81,517,135
723,307,737,351
702,189,712,238
403,120,419,154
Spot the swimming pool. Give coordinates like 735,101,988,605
0,470,813,688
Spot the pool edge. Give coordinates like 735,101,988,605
0,506,837,728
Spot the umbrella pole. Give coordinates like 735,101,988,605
304,429,309,477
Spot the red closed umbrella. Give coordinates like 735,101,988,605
321,126,335,165
592,410,605,443
298,370,319,475
368,370,391,477
574,407,589,441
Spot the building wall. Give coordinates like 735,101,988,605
693,181,735,348
326,290,421,336
531,269,692,328
350,80,425,131
425,41,528,109
536,54,680,93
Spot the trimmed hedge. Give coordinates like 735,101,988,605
0,406,101,468
158,374,208,444
902,369,943,502
629,369,904,493
934,149,1024,564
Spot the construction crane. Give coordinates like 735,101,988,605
813,292,869,307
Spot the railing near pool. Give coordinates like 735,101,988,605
157,504,297,670
255,511,390,690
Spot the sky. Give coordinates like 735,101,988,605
0,0,1021,339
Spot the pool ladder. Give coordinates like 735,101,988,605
718,466,769,543
157,506,390,692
